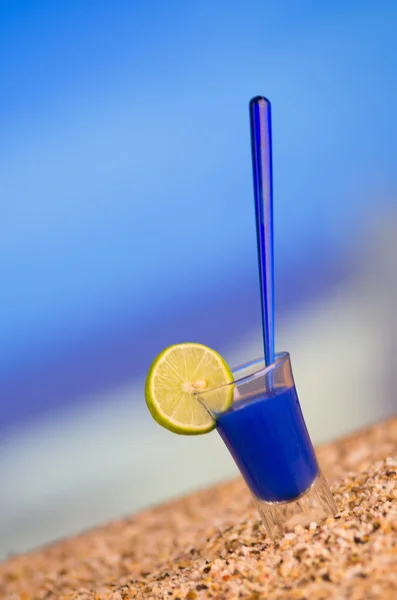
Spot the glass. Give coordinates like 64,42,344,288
197,352,337,539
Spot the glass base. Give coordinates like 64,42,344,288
253,471,338,540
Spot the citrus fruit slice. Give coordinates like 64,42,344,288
145,343,234,435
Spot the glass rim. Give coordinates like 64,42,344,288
195,351,290,396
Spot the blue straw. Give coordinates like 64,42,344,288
249,96,275,367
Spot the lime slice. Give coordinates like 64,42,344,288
145,343,234,435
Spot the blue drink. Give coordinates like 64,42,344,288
198,353,336,538
216,385,319,503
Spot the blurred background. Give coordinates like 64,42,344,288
1,0,397,560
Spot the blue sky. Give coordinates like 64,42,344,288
1,0,396,384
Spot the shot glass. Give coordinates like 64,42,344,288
197,352,337,539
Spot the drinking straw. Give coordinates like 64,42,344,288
249,96,275,367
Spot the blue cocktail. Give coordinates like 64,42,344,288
145,95,337,540
197,352,337,538
217,386,318,503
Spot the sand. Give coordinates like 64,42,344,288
1,417,397,599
